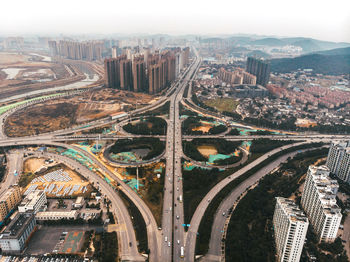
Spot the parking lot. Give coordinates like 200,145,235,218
25,225,103,255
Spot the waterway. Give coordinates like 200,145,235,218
0,74,99,103
29,53,52,62
2,68,23,79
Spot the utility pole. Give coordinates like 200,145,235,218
136,166,139,190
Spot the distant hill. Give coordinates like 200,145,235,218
225,36,350,53
251,38,285,46
312,47,350,56
291,39,321,53
247,50,271,59
270,53,350,75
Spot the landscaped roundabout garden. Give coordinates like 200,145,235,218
105,137,165,163
183,138,243,166
123,116,167,135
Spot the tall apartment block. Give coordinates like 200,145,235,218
105,57,121,88
0,186,22,222
326,141,350,183
273,197,308,262
246,57,270,86
104,47,189,94
132,55,146,92
218,67,257,85
120,57,133,90
48,40,103,61
301,165,342,242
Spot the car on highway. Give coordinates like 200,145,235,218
176,215,179,219
168,241,171,247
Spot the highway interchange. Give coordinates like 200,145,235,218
0,47,349,261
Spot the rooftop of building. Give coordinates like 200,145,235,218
36,210,77,217
276,197,308,223
0,186,20,202
233,84,267,91
0,213,34,239
18,190,45,208
307,165,342,216
331,140,350,149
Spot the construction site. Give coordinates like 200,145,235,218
4,88,155,136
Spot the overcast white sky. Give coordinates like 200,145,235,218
1,0,350,42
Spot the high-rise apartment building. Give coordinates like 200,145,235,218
246,57,270,86
49,40,103,61
301,165,342,242
148,62,161,94
0,186,22,222
273,197,308,262
132,55,146,92
104,57,121,88
112,46,117,58
48,40,58,56
120,57,133,90
326,141,350,183
218,68,257,85
104,47,189,94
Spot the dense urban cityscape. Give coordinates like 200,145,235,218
0,1,349,262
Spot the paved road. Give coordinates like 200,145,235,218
341,203,350,258
160,47,202,262
184,141,315,262
21,150,145,261
201,147,326,262
0,149,23,196
63,143,161,261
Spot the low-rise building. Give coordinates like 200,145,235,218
18,190,47,214
73,196,84,209
0,212,36,252
35,211,78,221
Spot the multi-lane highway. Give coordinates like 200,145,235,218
161,47,202,261
0,46,343,262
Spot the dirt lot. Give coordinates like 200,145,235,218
5,88,155,137
24,158,46,173
203,97,239,112
5,102,78,137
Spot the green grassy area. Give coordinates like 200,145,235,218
93,232,118,262
203,98,239,113
123,116,167,135
125,162,165,226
